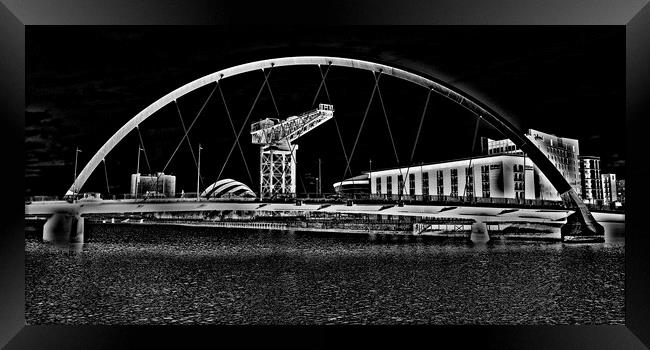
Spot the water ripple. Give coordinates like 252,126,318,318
25,223,624,325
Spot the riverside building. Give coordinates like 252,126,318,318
336,128,614,205
616,179,625,207
365,154,539,201
482,128,581,200
601,173,618,205
579,156,604,205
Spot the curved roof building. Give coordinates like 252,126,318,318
201,179,256,199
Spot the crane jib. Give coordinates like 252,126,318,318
250,103,335,146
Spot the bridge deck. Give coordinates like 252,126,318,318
22,200,622,224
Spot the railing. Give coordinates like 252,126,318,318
25,192,259,203
22,192,567,208
27,195,64,202
293,193,568,209
25,191,625,213
144,218,416,232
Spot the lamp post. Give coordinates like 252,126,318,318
522,150,526,204
72,147,82,195
136,146,142,175
317,158,322,196
369,159,372,197
197,144,202,201
420,162,424,200
135,146,142,200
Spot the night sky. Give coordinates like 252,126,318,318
25,26,625,197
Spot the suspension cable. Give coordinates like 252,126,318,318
174,99,205,188
173,100,199,166
409,89,432,167
341,71,381,185
103,158,110,195
263,65,281,118
216,68,274,183
319,64,333,104
311,63,331,108
317,63,351,180
135,126,152,174
463,116,482,198
216,79,255,186
401,88,432,198
162,83,218,173
374,71,407,199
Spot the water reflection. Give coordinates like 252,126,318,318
25,223,624,325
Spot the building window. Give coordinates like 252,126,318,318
481,165,490,198
465,166,474,197
375,177,381,195
513,162,525,199
437,170,444,195
387,176,392,196
450,169,458,197
397,174,404,195
422,172,429,195
409,173,416,196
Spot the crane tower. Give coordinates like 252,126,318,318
250,103,334,198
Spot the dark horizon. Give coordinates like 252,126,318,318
25,26,625,196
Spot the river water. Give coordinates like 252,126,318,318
25,222,625,325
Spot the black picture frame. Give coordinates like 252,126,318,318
2,1,649,348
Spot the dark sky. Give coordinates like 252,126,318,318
25,26,625,196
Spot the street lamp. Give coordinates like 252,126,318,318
136,146,142,175
317,158,322,196
369,159,372,196
197,144,202,201
72,147,82,195
135,146,142,200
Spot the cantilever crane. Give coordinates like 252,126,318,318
250,103,334,198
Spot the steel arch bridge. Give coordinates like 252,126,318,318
64,56,603,236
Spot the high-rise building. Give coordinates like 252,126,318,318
579,156,603,204
130,172,176,197
601,173,617,205
482,128,581,200
616,179,625,206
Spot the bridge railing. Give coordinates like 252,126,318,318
585,202,626,213
302,193,566,209
21,192,564,209
26,195,64,202
25,191,623,213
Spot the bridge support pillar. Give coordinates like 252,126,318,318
470,222,490,243
43,213,84,244
560,189,605,242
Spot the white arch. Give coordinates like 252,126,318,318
66,56,494,195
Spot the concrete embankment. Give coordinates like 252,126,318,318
76,207,624,243
89,217,476,240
